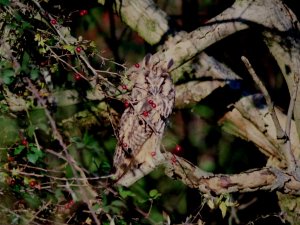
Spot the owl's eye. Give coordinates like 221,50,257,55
124,148,133,158
127,148,132,154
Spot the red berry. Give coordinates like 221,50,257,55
124,100,130,108
134,63,140,68
29,180,36,188
69,200,74,205
121,85,127,90
75,46,82,53
142,111,149,117
40,60,48,66
50,19,57,25
65,200,74,209
122,143,127,148
148,99,156,108
74,73,81,81
175,144,182,153
79,10,88,16
65,203,70,209
22,139,28,146
150,151,156,157
7,156,14,162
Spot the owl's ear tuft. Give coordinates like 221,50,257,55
167,59,174,70
144,54,152,67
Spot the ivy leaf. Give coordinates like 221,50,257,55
34,33,46,47
14,145,25,155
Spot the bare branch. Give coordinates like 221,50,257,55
97,0,169,45
163,152,300,196
241,56,297,171
25,79,100,225
286,74,300,138
241,56,285,139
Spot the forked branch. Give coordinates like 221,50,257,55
241,56,297,171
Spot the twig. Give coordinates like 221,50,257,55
25,78,101,225
284,73,300,169
241,56,285,138
285,74,299,137
26,200,52,225
241,56,296,171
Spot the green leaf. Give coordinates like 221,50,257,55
22,192,41,209
91,203,102,214
2,69,15,84
193,105,214,119
54,189,64,202
27,153,39,164
27,146,43,164
104,138,117,151
100,161,111,173
149,189,161,199
89,41,96,48
11,168,20,176
30,146,43,157
207,199,215,209
22,21,31,30
50,64,58,73
14,145,25,155
0,172,8,183
39,47,47,54
63,45,75,54
65,165,73,178
30,69,39,80
219,201,227,218
21,52,30,73
27,125,36,137
0,0,10,6
118,187,136,199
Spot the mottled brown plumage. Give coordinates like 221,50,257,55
113,54,175,186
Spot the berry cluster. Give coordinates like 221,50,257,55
79,10,88,16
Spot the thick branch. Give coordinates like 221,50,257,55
98,0,169,45
165,154,300,195
116,0,300,141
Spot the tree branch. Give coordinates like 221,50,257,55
241,56,297,171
